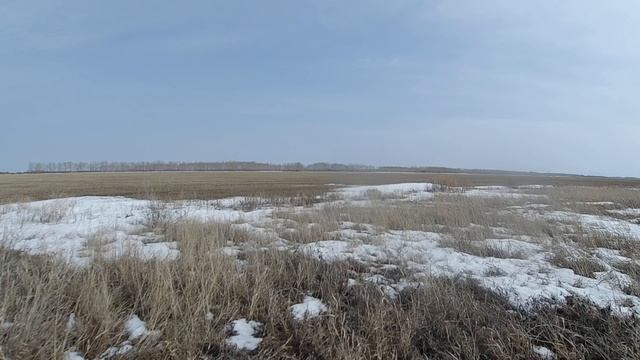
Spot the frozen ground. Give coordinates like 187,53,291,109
1,183,640,318
0,197,271,266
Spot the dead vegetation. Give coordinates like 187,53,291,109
438,236,526,259
548,248,607,278
568,228,640,257
3,173,640,359
545,186,640,213
274,195,561,244
2,171,640,204
2,241,639,359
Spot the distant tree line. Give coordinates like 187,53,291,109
24,161,583,177
26,161,376,173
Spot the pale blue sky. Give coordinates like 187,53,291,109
1,1,639,176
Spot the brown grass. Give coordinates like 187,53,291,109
274,195,560,244
549,249,607,278
1,240,638,359
568,228,640,256
546,186,640,211
3,173,640,358
2,171,640,204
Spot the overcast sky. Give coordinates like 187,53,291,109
1,1,639,176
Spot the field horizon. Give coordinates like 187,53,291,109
3,1,640,358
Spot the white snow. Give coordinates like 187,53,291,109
125,315,158,342
290,296,328,320
98,342,134,360
339,183,433,200
92,315,158,359
533,346,555,359
1,321,13,331
63,351,85,360
225,319,263,351
593,248,633,265
464,186,545,199
363,274,401,298
205,312,215,322
1,183,640,320
66,313,77,332
541,211,640,239
0,196,272,265
299,230,640,315
608,208,640,217
518,185,553,189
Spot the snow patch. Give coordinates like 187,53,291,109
125,315,159,342
205,312,215,322
339,183,433,200
0,196,273,264
300,230,640,315
63,351,85,360
533,346,555,359
290,296,328,320
1,321,13,331
609,208,640,217
225,319,263,351
464,187,544,199
542,211,640,239
66,313,77,332
98,342,134,360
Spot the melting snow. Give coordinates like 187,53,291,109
0,196,271,265
290,296,328,320
125,315,159,342
1,183,640,318
533,346,556,359
205,312,215,322
339,183,433,199
225,319,263,351
98,342,134,360
542,211,640,239
66,313,77,332
1,321,13,331
95,315,157,359
464,186,545,199
63,351,85,360
609,208,640,217
300,230,640,315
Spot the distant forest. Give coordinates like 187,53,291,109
27,161,371,173
25,161,583,177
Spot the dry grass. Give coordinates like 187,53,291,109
546,186,640,212
2,171,640,204
2,241,639,359
438,236,526,259
3,173,640,358
568,228,640,257
549,249,607,278
275,195,560,245
615,261,640,297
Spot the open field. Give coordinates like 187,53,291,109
2,173,640,359
2,171,640,204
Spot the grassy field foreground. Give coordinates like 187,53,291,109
2,172,640,359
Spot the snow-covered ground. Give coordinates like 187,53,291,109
1,183,640,317
0,196,271,266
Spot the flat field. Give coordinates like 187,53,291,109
2,171,639,204
1,172,640,359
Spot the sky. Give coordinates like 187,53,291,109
1,1,639,176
